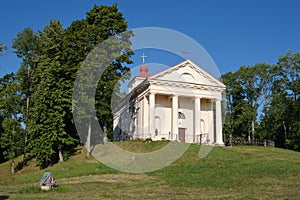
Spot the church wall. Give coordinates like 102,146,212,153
113,114,120,136
154,106,172,140
112,105,131,141
153,95,172,140
200,99,214,143
135,97,142,140
123,108,131,135
128,77,146,93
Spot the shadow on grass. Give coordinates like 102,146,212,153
0,196,9,200
14,155,34,172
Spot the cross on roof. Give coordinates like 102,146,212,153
141,53,147,64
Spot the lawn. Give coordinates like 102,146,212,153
0,141,299,199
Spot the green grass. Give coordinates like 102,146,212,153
114,140,170,152
17,185,70,194
0,142,299,199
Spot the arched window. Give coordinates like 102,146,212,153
201,119,205,134
178,112,186,119
180,73,195,82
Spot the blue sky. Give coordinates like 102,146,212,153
1,0,300,78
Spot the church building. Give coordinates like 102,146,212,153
112,59,226,145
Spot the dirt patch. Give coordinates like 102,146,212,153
58,174,156,185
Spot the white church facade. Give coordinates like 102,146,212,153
112,60,226,145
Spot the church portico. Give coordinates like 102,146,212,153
113,60,226,145
127,90,219,144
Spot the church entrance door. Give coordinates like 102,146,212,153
178,128,186,142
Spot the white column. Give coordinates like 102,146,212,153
215,99,224,146
172,95,178,141
136,97,141,139
149,93,155,138
208,100,214,145
140,97,144,139
194,97,201,142
143,96,149,139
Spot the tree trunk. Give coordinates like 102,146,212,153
11,160,15,175
251,119,255,145
103,122,108,144
23,65,30,164
12,122,16,175
283,121,287,143
58,149,63,162
23,96,29,163
87,119,91,157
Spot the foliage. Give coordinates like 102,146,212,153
27,20,78,168
12,27,38,68
261,51,300,150
0,73,25,171
222,51,300,151
3,4,133,168
0,118,24,161
12,27,39,163
67,4,133,139
0,42,7,54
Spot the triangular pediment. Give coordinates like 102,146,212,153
150,60,226,88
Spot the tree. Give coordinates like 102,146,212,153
0,118,24,174
89,4,133,139
0,73,24,174
28,20,78,168
0,42,7,54
67,4,133,155
12,27,38,163
0,43,7,163
9,4,134,167
222,70,253,143
261,51,300,150
222,63,271,145
223,51,300,151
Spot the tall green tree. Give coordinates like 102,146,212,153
223,51,300,151
87,4,133,139
12,27,38,162
0,73,15,163
0,118,25,174
28,20,77,168
9,4,133,167
222,70,254,143
262,51,300,150
66,4,133,155
222,63,271,144
0,73,24,173
25,4,133,166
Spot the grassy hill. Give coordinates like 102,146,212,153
0,141,299,199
